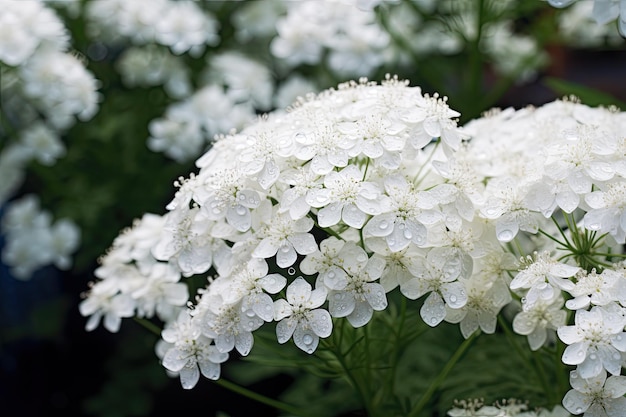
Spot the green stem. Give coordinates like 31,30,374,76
214,378,316,417
407,330,479,417
133,317,162,336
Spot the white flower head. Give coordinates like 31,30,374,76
274,277,332,354
562,370,626,417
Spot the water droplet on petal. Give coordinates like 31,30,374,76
303,335,313,345
430,317,438,325
403,229,413,239
575,407,582,414
379,221,389,230
288,267,296,275
236,205,246,215
450,295,457,303
497,229,514,241
590,353,597,360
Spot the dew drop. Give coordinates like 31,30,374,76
306,348,314,354
248,321,255,327
356,253,368,262
379,221,389,230
575,407,582,413
212,207,222,215
236,205,246,215
334,293,344,300
403,229,413,239
577,350,584,357
246,309,255,317
430,317,438,325
450,295,457,303
497,229,514,241
590,353,597,360
521,297,527,304
303,335,313,345
288,267,296,275
328,271,336,279
239,194,246,201
280,246,290,253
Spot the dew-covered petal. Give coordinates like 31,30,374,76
562,389,591,415
308,287,328,309
322,267,349,290
421,292,446,327
215,334,235,353
179,365,200,390
342,203,367,229
260,273,287,294
286,277,312,304
274,299,293,321
289,233,317,255
577,350,603,378
329,291,355,318
605,375,626,398
253,238,279,259
527,327,547,351
364,213,396,237
441,281,467,309
163,347,189,373
198,360,221,381
235,331,254,356
308,309,332,338
347,300,373,328
226,205,251,232
513,311,536,335
562,342,589,366
276,243,297,268
364,283,387,311
276,316,298,344
318,203,342,227
293,324,319,354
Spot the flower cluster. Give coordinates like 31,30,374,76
0,0,100,203
1,194,79,280
81,75,626,417
548,0,626,36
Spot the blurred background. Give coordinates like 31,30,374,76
1,1,625,416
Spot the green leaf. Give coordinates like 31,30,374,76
543,77,626,109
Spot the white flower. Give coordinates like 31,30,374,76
513,293,567,351
510,252,579,311
446,274,512,339
558,305,626,378
562,370,626,417
307,165,384,229
274,277,331,354
584,180,626,243
252,207,317,268
327,243,387,327
18,122,65,166
195,292,260,356
401,247,468,326
300,237,350,290
19,49,100,129
79,279,135,333
566,269,626,310
161,311,228,389
404,93,465,152
154,0,219,56
363,174,440,251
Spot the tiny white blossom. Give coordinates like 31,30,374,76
562,370,626,417
274,277,331,354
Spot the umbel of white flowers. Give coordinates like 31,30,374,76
81,76,626,417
